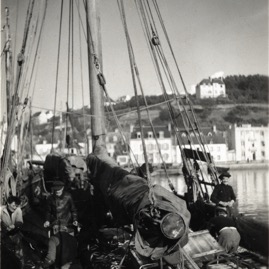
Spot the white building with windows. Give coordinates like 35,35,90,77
228,124,269,162
130,125,174,165
196,77,226,99
174,129,228,164
105,130,130,158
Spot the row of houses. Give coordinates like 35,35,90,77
34,123,269,165
126,124,269,165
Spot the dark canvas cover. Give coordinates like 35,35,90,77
86,154,190,259
43,153,73,189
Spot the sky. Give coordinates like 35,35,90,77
1,0,268,113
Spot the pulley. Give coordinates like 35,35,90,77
151,34,160,46
97,73,106,86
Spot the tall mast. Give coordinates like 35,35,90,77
4,7,13,126
85,0,107,155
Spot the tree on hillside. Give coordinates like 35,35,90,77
224,75,268,103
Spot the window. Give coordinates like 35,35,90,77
262,151,265,157
159,131,164,139
261,131,264,136
163,153,169,161
148,144,154,151
148,132,153,138
162,143,169,150
137,132,141,139
261,141,265,147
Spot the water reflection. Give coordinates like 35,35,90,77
230,168,269,224
153,167,269,225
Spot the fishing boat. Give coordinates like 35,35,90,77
1,1,268,269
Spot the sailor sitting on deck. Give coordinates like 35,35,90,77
210,171,236,216
41,181,78,269
208,206,241,253
1,195,24,267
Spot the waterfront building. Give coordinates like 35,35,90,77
174,129,228,164
105,129,130,158
129,125,173,165
129,125,228,166
228,124,269,162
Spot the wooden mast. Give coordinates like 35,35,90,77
85,0,107,156
4,7,13,126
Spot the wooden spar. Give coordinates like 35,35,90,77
4,7,13,126
85,0,107,155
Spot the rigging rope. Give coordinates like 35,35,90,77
77,0,88,154
0,0,35,202
152,0,219,181
134,0,219,200
118,0,162,204
51,0,64,152
71,0,75,110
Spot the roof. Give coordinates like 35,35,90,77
212,78,224,84
130,125,171,139
180,134,226,145
199,79,211,85
32,111,42,117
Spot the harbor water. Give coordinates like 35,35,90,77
153,167,269,225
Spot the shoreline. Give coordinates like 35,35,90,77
151,161,269,176
216,161,269,170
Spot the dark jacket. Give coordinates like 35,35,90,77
45,191,77,226
211,183,236,205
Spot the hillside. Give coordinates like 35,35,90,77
31,74,268,141
112,102,268,132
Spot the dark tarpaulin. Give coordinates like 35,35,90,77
235,216,268,257
183,148,212,162
43,153,73,190
86,154,190,260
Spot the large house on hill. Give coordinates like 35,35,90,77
196,77,226,99
32,110,54,125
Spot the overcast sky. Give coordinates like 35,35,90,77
1,0,268,112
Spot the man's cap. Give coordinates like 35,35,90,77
219,171,231,180
52,180,65,190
